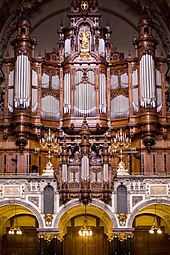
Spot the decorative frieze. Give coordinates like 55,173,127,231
132,195,143,207
146,183,169,197
3,185,23,197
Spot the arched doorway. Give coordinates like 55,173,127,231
0,204,40,255
63,214,108,255
57,203,114,255
132,204,170,255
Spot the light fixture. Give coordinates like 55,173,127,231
113,129,131,175
78,204,92,237
8,205,22,235
149,204,162,235
40,128,58,176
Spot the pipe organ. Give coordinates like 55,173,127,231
74,70,96,117
139,54,156,108
64,73,71,114
14,54,31,108
8,70,14,112
32,69,38,113
132,69,139,114
99,72,106,114
0,0,169,196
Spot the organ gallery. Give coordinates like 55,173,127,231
0,0,170,254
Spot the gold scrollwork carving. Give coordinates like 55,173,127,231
44,233,54,242
38,233,58,242
106,232,114,242
117,213,127,226
44,214,54,226
57,231,65,242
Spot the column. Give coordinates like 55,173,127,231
39,235,45,255
53,236,57,255
108,236,119,255
56,238,63,255
127,235,133,255
113,236,119,255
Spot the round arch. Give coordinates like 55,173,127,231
0,199,44,229
53,198,117,234
127,198,170,229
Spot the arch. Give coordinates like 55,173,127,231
53,199,118,233
127,198,170,229
0,199,44,229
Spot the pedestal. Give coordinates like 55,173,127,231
42,161,54,177
117,160,129,176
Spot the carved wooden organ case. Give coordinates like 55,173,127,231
1,1,168,204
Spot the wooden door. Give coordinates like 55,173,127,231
133,227,170,255
63,226,108,255
1,227,39,255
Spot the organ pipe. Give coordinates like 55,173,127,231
81,155,89,180
99,73,106,113
62,164,68,182
15,54,30,107
74,70,96,117
103,164,108,182
64,73,71,113
140,54,155,107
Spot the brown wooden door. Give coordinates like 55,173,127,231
133,227,170,255
63,226,108,255
1,227,39,255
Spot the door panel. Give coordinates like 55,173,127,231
134,227,170,255
1,227,39,255
64,226,108,255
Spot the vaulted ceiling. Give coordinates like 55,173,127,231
0,0,170,59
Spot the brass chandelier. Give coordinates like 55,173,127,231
78,205,92,237
8,205,22,235
149,204,162,235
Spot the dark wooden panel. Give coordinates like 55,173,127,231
64,226,108,255
133,227,170,255
1,227,39,255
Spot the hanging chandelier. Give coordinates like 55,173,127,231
78,225,92,237
149,225,162,235
78,205,92,237
8,205,22,235
149,204,162,235
8,226,22,235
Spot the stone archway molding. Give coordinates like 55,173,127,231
127,198,170,229
53,198,118,233
0,199,44,228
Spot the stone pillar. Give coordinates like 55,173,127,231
127,235,133,255
113,236,119,255
108,236,118,255
53,236,57,255
56,236,63,255
37,230,64,255
109,232,134,255
39,235,45,255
